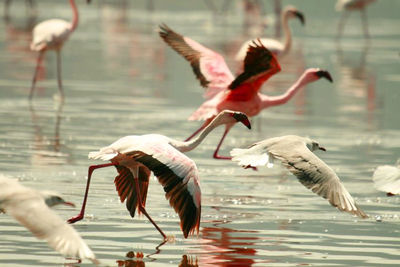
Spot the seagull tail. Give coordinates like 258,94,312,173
230,148,269,167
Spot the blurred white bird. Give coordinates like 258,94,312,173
372,159,400,196
0,175,98,263
230,135,368,218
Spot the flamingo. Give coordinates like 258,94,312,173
235,5,305,61
372,159,400,196
230,135,368,218
67,110,251,239
29,0,86,100
336,0,376,38
0,175,98,263
159,24,332,159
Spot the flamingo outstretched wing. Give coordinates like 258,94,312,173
159,24,234,99
89,135,202,238
229,40,281,90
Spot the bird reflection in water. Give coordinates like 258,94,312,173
29,100,71,166
336,41,376,129
117,251,145,267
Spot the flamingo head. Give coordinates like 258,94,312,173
304,68,333,83
219,110,251,129
41,191,75,208
285,6,305,25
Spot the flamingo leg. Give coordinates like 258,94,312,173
132,167,167,239
360,8,370,39
29,50,45,100
337,11,350,39
68,162,117,223
213,126,232,160
56,49,65,100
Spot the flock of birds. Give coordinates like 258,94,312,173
2,0,397,265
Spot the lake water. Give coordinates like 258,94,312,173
0,0,399,266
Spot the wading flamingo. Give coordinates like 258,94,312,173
235,5,305,61
68,110,251,239
0,175,98,263
336,0,376,38
230,135,368,218
372,159,400,196
159,24,332,159
29,0,85,100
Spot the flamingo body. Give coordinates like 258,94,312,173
230,135,368,218
0,175,97,262
336,0,376,11
31,19,72,51
69,110,251,238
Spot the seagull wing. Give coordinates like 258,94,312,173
4,194,96,260
159,24,234,99
269,142,367,218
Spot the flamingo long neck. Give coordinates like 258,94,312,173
262,71,312,108
70,0,79,32
281,11,292,56
177,116,228,153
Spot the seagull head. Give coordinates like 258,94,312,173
40,191,75,208
305,138,327,152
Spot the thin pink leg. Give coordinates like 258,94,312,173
56,49,65,100
68,162,117,224
29,51,45,100
132,167,167,239
213,126,232,160
360,8,370,39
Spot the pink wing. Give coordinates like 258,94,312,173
159,24,234,99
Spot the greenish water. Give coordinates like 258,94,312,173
0,0,399,266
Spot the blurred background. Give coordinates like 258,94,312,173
0,0,399,266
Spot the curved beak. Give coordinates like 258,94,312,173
316,70,333,83
63,201,76,207
295,11,305,25
319,146,327,152
233,113,252,129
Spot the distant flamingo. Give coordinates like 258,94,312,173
68,110,251,239
230,135,368,218
235,5,305,61
29,0,83,100
159,24,332,159
336,0,376,38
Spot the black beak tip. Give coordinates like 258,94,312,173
316,70,333,83
296,12,305,25
319,146,327,152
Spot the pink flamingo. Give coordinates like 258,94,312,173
235,5,305,61
159,24,332,160
29,0,85,100
336,0,376,38
68,110,251,239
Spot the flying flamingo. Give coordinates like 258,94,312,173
235,5,305,61
230,135,368,218
159,24,332,159
0,175,98,263
336,0,376,38
29,0,86,100
67,110,251,239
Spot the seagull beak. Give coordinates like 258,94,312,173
319,146,327,152
295,11,305,25
316,70,333,83
63,201,76,207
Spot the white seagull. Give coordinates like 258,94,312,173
372,159,400,196
0,175,98,263
230,135,368,218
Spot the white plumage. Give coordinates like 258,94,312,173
0,175,97,263
231,135,367,218
372,160,400,195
